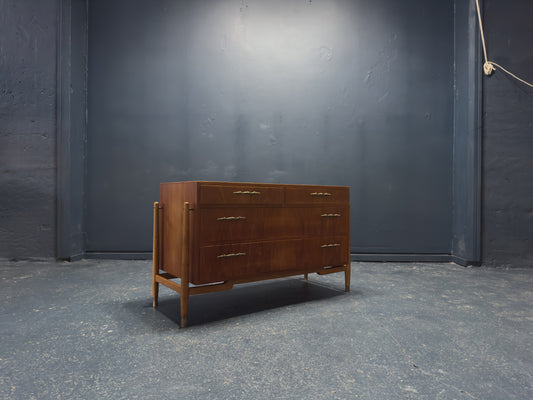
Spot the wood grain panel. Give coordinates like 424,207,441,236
197,207,265,244
289,206,349,236
302,236,349,269
159,182,197,278
199,184,283,205
195,240,303,284
285,185,349,204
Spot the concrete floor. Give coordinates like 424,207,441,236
1,260,532,400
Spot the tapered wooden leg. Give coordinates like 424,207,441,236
344,263,351,292
180,202,191,328
304,273,309,281
180,293,189,328
152,202,160,308
153,284,159,308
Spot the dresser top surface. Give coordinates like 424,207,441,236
160,181,349,189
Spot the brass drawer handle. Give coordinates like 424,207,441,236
321,243,341,248
321,213,341,217
310,192,332,196
217,252,246,258
217,216,246,221
233,190,261,195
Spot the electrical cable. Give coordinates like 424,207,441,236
475,0,533,88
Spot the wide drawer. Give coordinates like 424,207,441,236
199,184,283,205
197,207,304,244
302,236,349,269
197,206,348,245
194,240,303,284
285,186,349,204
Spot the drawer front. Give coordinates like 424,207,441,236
199,184,283,205
195,240,303,284
290,206,349,236
285,186,349,204
197,208,303,244
303,236,349,269
197,208,265,244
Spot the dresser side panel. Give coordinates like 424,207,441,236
159,182,198,278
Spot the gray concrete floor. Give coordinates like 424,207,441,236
1,260,532,400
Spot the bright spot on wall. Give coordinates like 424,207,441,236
189,0,347,81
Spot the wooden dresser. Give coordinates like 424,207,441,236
152,181,350,327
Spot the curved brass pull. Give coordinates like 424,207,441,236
310,192,332,196
321,243,341,248
233,190,261,195
217,216,246,221
217,252,246,258
321,213,341,217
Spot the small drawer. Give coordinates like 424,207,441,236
285,186,349,204
284,207,349,236
199,184,283,205
300,207,349,236
197,208,265,244
303,236,349,268
196,243,254,283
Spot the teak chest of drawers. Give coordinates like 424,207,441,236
152,181,350,327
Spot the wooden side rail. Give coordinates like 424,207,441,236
152,202,160,308
180,202,190,327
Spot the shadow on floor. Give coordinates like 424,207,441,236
133,277,357,328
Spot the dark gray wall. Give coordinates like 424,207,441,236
87,0,455,255
0,0,58,259
5,0,530,268
482,0,533,267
